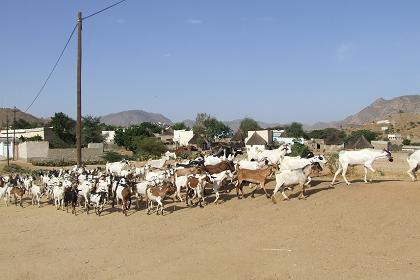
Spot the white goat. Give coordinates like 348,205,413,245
204,155,223,166
280,155,327,186
147,156,169,169
407,149,420,181
207,170,234,204
30,184,45,207
331,149,393,185
238,159,266,170
272,162,322,202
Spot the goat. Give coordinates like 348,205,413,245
30,184,45,207
203,160,235,175
207,170,234,204
89,191,108,216
331,149,393,185
272,162,323,203
112,178,132,216
9,186,25,207
63,186,78,215
407,149,420,181
279,155,327,186
235,166,273,199
185,175,207,208
146,181,176,215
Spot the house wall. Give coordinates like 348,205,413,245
0,141,14,159
17,141,49,160
173,130,194,146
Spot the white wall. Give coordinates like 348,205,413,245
18,141,49,161
173,130,194,146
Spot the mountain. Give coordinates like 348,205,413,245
0,108,46,126
342,95,420,125
308,95,420,130
100,110,173,126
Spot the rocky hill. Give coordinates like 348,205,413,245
100,110,173,127
309,95,420,130
0,108,46,126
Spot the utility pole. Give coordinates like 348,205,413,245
76,11,82,167
12,106,16,160
6,116,9,166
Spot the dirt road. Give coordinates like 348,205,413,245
1,179,420,279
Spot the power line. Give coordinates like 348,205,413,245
82,0,128,20
25,24,77,113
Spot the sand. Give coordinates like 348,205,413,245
1,178,420,280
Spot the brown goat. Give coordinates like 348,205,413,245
185,175,208,208
235,166,273,199
10,187,25,207
146,181,176,215
203,161,235,175
121,187,132,216
175,167,202,177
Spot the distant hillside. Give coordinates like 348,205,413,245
308,95,420,130
181,119,283,131
342,95,420,125
100,110,173,127
0,108,45,126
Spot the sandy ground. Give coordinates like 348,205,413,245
1,177,420,280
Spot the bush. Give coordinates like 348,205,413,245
290,142,311,157
102,151,125,162
136,138,167,158
402,139,411,145
326,153,339,175
29,159,105,167
2,164,30,174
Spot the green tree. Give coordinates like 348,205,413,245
49,112,76,145
239,118,261,135
82,115,104,145
307,128,346,140
192,113,232,143
136,137,167,157
284,122,308,138
172,122,188,130
402,139,411,145
346,130,378,143
14,118,39,129
290,142,311,157
113,124,156,151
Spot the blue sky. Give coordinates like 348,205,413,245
3,0,420,124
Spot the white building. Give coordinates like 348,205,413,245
0,139,14,159
173,130,194,146
102,131,116,144
377,120,391,125
388,134,402,141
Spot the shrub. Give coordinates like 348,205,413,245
2,164,30,174
402,139,411,145
102,151,125,162
290,142,311,157
136,138,167,158
326,153,339,175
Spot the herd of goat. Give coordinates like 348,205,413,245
1,145,419,216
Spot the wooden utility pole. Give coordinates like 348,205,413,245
76,11,82,167
12,106,16,160
6,116,9,166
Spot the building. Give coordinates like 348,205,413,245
245,132,267,152
376,120,391,125
102,131,116,144
0,138,14,159
173,130,194,147
344,135,373,149
0,127,54,142
388,134,402,141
